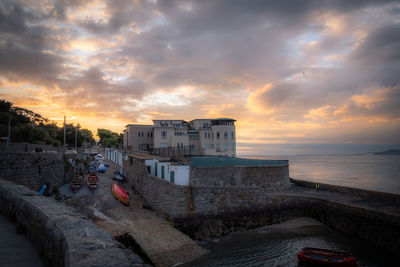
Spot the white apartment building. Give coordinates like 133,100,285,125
124,118,236,157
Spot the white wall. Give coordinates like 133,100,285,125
145,158,189,186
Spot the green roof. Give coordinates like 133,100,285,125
190,156,288,167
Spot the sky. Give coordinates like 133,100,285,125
0,0,399,155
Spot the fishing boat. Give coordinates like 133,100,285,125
113,171,125,181
71,172,85,192
297,247,358,266
112,182,129,205
87,172,99,191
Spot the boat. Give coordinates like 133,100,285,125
113,171,125,181
94,154,104,161
112,182,129,205
88,164,97,173
87,172,99,191
71,172,85,192
97,162,106,173
297,247,358,266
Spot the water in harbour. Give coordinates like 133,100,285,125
187,217,397,267
247,154,400,194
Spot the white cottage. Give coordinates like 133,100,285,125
144,159,189,186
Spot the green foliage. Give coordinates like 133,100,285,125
97,128,122,148
0,99,95,147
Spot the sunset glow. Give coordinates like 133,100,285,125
1,0,399,154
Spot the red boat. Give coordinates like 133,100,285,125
297,247,358,266
112,182,129,205
87,172,99,191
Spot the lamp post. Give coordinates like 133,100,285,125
6,108,12,153
63,115,66,147
75,126,78,150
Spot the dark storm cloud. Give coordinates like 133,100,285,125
79,0,156,35
0,2,64,83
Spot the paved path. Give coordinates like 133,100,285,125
0,214,43,267
65,157,207,267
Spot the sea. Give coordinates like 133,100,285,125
185,154,400,267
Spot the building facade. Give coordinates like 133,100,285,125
123,118,236,157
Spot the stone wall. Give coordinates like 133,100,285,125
123,156,189,217
0,152,65,191
173,195,400,253
189,165,290,191
0,179,144,267
0,142,66,153
290,178,400,204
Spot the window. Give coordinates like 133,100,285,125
224,132,228,139
161,143,167,148
204,132,207,138
161,131,167,139
161,166,165,179
190,144,195,152
155,162,158,176
231,132,234,139
232,143,235,151
217,143,220,152
224,143,228,151
170,171,175,183
217,132,220,139
138,132,140,138
208,132,210,138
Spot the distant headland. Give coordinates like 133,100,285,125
372,149,400,155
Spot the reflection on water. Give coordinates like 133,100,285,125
186,218,396,267
248,154,400,194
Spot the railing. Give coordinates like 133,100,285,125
149,146,197,157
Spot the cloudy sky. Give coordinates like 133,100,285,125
1,0,399,154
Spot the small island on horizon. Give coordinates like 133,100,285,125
372,149,400,155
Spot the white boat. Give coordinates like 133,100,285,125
94,154,104,161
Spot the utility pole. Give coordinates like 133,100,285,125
75,126,77,150
6,108,11,153
63,115,66,147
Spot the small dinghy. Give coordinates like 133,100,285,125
112,182,129,205
87,172,99,191
88,163,97,173
113,171,125,181
94,154,104,161
71,172,84,192
297,247,358,266
97,162,106,173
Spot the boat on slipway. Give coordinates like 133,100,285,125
112,182,129,205
71,172,85,192
113,171,125,181
87,172,99,191
297,247,358,266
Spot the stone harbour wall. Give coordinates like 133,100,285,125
290,178,400,204
189,164,290,190
123,156,189,217
173,195,400,253
0,152,65,191
0,179,144,267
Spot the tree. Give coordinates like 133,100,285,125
97,128,121,148
0,98,95,147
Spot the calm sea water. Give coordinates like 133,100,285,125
186,155,399,267
249,154,400,194
187,218,397,267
